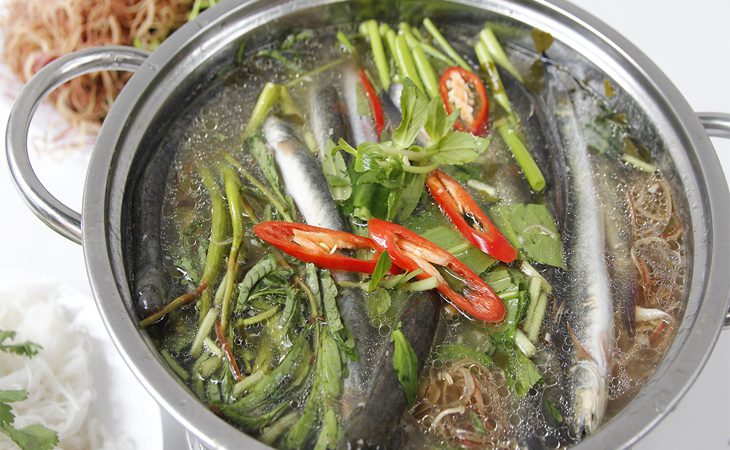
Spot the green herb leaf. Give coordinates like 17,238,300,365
424,99,457,143
368,251,392,292
490,204,564,268
502,345,542,396
530,28,554,53
0,330,42,358
365,288,392,322
392,328,419,407
320,271,343,333
428,131,489,166
2,423,59,450
393,80,430,148
321,140,352,202
236,255,278,311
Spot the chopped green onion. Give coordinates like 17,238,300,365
514,329,537,358
422,18,470,70
479,27,523,82
495,119,546,193
232,369,265,397
364,20,391,90
526,292,548,342
411,42,440,98
394,34,423,91
466,179,498,200
402,276,440,291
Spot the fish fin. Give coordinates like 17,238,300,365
566,320,596,364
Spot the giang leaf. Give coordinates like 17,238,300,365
390,173,426,223
502,345,542,396
420,225,495,274
368,251,392,292
392,328,419,407
490,204,564,268
313,409,339,450
319,332,343,399
428,132,489,166
424,98,457,143
393,79,430,148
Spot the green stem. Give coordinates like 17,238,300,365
621,154,656,173
224,154,292,221
475,41,514,119
479,27,523,83
403,163,439,174
285,57,348,88
404,31,455,66
161,350,189,380
244,83,279,139
394,34,423,91
527,292,548,342
238,306,280,327
423,18,470,70
411,42,439,98
191,307,219,357
198,167,231,322
364,20,390,90
232,369,265,397
220,167,245,335
495,120,546,193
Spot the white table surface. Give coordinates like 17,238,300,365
1,1,728,449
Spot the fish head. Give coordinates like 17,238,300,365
569,360,608,439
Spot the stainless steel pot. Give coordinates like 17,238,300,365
6,1,730,449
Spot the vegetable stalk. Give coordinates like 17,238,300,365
220,167,245,334
422,18,470,70
364,20,390,90
495,120,546,192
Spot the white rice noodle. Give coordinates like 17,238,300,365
0,284,123,450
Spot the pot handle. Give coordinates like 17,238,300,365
697,112,730,327
5,46,149,245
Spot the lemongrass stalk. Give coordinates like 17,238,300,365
220,167,245,334
422,18,470,70
479,27,523,82
244,82,279,138
364,20,390,90
495,119,546,193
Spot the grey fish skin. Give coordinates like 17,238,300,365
263,116,345,230
342,65,378,146
339,291,441,450
132,137,175,317
263,115,382,410
546,66,613,439
309,83,349,158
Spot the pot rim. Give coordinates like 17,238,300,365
80,1,730,449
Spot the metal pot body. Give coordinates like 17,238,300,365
6,1,730,449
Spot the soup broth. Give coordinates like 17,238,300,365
136,18,687,450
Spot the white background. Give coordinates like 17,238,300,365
0,0,728,449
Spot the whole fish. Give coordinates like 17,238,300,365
340,290,441,450
263,115,382,411
132,136,176,317
545,66,613,439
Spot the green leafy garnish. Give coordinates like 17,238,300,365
434,343,492,368
337,80,489,221
322,140,352,202
368,251,392,292
0,331,59,450
392,327,419,407
0,331,41,358
490,203,565,268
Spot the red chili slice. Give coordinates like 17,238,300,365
253,221,391,274
368,218,506,323
359,68,384,139
439,66,489,136
426,170,517,263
